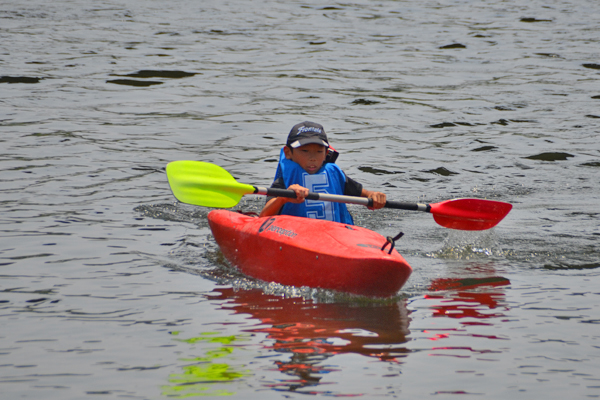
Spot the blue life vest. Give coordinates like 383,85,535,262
273,148,355,225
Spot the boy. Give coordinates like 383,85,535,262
259,121,386,225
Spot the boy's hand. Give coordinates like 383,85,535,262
288,184,309,203
367,191,387,210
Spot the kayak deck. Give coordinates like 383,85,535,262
207,210,412,297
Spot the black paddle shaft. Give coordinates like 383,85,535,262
260,187,431,213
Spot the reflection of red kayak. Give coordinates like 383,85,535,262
209,287,410,362
207,210,412,297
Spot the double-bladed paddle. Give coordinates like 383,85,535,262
165,160,512,231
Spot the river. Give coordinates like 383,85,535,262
1,0,599,398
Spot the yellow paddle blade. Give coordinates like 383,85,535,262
166,161,256,208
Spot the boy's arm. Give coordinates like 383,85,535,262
361,188,387,210
259,184,309,217
345,176,386,210
260,197,287,217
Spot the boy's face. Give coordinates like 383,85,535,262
284,143,327,174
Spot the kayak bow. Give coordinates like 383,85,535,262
208,209,412,297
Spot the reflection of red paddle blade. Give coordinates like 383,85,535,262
430,199,512,231
427,276,511,321
429,276,510,291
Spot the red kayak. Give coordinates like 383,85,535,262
207,210,412,297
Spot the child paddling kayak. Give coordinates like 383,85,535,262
260,121,387,224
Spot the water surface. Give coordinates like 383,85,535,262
1,0,600,398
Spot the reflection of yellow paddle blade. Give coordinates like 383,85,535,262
166,161,255,208
162,332,250,398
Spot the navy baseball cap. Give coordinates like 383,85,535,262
286,121,329,148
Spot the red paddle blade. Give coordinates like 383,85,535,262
429,199,512,231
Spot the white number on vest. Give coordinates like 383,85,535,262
303,173,334,221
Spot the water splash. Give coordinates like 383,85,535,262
134,202,210,226
428,229,505,260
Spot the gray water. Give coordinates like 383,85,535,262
1,0,600,398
